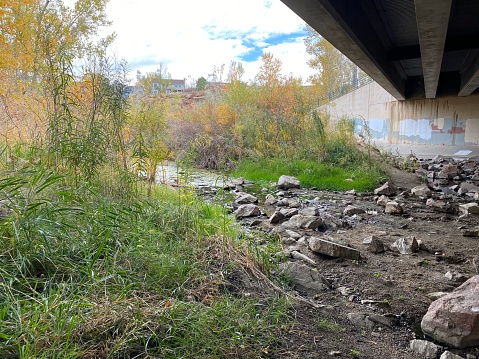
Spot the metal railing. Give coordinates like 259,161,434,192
318,74,374,105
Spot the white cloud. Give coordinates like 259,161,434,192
101,0,315,84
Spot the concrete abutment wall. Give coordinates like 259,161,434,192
321,82,479,155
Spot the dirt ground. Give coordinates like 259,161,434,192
235,164,479,358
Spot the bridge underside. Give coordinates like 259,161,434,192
281,0,479,101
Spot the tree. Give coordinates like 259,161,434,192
304,25,360,100
196,77,207,90
136,63,171,94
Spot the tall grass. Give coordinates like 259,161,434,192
0,158,289,358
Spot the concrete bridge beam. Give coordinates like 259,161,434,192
415,0,452,99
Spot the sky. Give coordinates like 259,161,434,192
101,0,316,86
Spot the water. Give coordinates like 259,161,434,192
155,162,232,193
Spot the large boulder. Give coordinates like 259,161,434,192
234,204,261,219
282,215,323,230
277,175,300,189
421,275,479,348
374,181,397,196
309,237,360,260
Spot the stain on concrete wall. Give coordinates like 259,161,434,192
322,82,479,147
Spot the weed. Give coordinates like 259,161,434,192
317,319,344,333
350,349,361,357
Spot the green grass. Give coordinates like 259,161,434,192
233,157,386,192
0,163,289,358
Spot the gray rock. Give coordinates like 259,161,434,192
279,262,330,291
343,205,365,216
462,228,479,237
411,184,432,197
285,229,302,240
269,211,285,224
279,208,299,218
309,237,360,260
421,275,479,348
444,271,468,283
459,203,479,215
376,195,390,207
374,181,397,196
234,192,258,205
391,236,418,254
234,204,261,218
426,292,449,300
363,235,385,253
426,198,455,213
290,250,316,265
409,339,440,359
347,312,375,328
283,215,323,230
384,201,404,215
440,351,464,359
300,207,319,216
278,175,300,189
264,194,278,206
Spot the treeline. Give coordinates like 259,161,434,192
0,0,373,192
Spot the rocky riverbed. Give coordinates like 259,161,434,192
217,155,479,359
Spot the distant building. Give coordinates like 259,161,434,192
165,79,186,94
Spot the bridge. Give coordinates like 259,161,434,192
281,0,479,101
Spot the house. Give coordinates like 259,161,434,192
165,79,185,94
149,79,186,95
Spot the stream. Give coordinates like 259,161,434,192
155,162,238,199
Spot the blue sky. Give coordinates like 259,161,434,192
102,0,316,86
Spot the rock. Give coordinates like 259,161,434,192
426,292,449,300
264,194,278,206
290,250,316,265
278,262,331,291
269,211,285,224
444,271,468,283
409,339,440,359
461,182,479,192
391,236,418,254
337,286,353,296
411,184,432,197
374,181,397,196
234,192,258,205
234,204,261,218
309,237,360,260
343,205,365,216
426,198,455,213
282,215,323,230
376,195,390,207
285,229,302,240
300,207,319,216
223,177,245,190
384,201,404,215
347,312,375,328
440,351,465,359
421,275,479,348
279,208,299,218
277,198,290,206
368,314,398,327
439,163,462,179
458,203,479,215
462,228,479,237
278,175,300,189
362,235,385,253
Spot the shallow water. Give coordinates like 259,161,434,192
155,162,231,191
